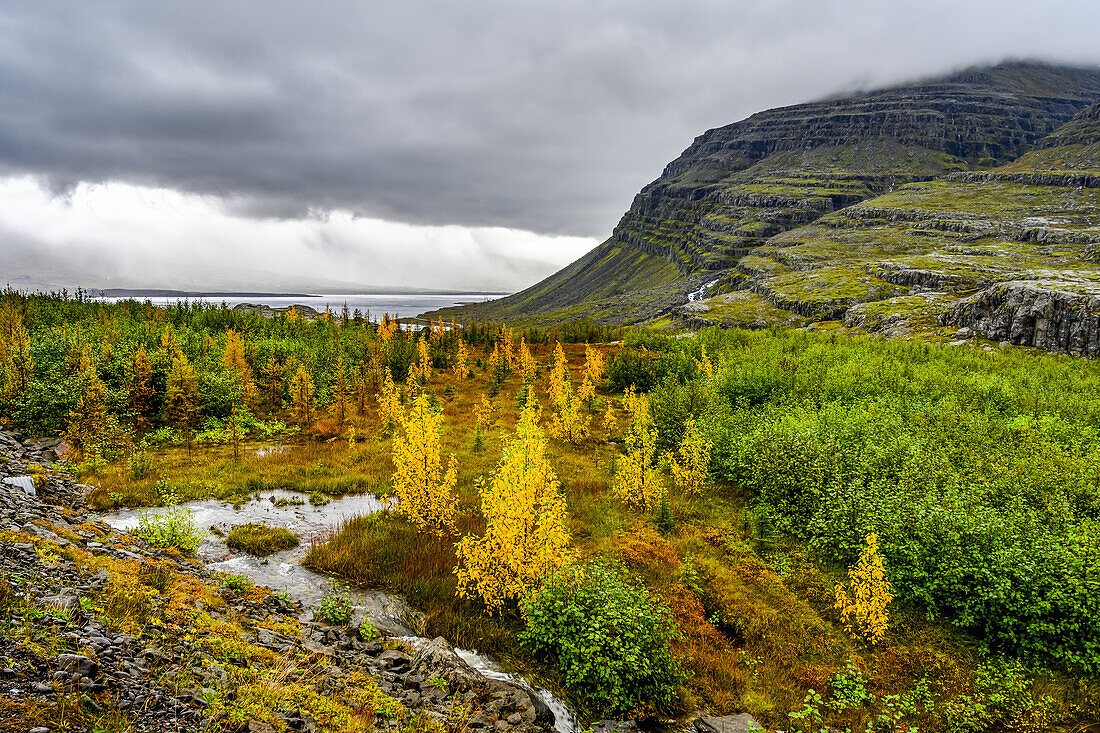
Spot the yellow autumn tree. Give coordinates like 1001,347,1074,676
289,365,315,428
548,342,570,410
834,533,894,645
378,313,398,341
517,337,537,384
669,419,712,495
547,383,589,444
411,336,432,385
602,398,618,437
475,394,494,431
613,388,663,509
545,342,588,443
488,341,507,381
499,326,516,371
377,369,403,434
392,393,457,536
455,398,573,611
453,339,470,379
695,345,714,377
577,343,605,405
221,329,256,409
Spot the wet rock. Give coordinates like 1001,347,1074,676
593,722,638,733
376,649,413,672
695,714,764,733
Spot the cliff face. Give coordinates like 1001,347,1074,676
431,62,1100,343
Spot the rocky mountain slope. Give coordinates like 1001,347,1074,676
430,62,1100,354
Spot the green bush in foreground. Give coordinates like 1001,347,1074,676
133,505,202,554
226,522,299,556
519,559,685,717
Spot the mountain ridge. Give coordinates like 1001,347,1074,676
429,61,1100,355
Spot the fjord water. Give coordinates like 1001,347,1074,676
94,292,507,319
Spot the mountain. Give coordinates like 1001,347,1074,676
430,61,1100,355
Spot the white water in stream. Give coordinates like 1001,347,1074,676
101,486,581,733
687,277,721,303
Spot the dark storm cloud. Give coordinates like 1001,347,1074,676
1,1,1099,239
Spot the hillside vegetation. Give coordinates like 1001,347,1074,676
1,292,1098,730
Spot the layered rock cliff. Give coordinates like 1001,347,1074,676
430,62,1100,353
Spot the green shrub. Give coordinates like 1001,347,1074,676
226,523,299,556
217,572,253,593
134,506,202,553
316,581,354,625
700,328,1100,670
519,559,685,717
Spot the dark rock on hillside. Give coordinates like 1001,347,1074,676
946,281,1100,357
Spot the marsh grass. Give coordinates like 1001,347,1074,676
226,523,300,556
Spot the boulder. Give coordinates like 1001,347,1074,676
56,654,99,680
695,714,764,733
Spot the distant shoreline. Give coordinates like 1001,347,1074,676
91,288,510,298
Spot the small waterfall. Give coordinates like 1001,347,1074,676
687,277,720,302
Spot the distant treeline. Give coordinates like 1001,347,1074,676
0,289,619,441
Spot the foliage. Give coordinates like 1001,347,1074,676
217,572,254,593
226,522,300,556
668,418,711,496
289,365,315,427
456,399,573,611
378,369,403,435
474,394,494,431
702,327,1100,669
612,388,663,510
452,338,469,379
316,581,354,625
517,337,537,384
577,343,605,404
519,559,686,717
165,354,200,432
134,504,202,553
392,393,457,536
834,533,893,645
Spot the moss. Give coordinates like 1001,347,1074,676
226,523,300,556
699,292,810,329
768,268,903,306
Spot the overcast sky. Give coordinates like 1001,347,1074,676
2,1,1099,292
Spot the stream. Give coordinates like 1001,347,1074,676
687,277,721,303
101,485,580,733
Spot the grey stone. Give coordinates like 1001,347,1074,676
695,714,764,733
56,654,99,679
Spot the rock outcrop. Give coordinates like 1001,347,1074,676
946,281,1100,356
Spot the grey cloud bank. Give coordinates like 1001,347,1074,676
1,1,1099,291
